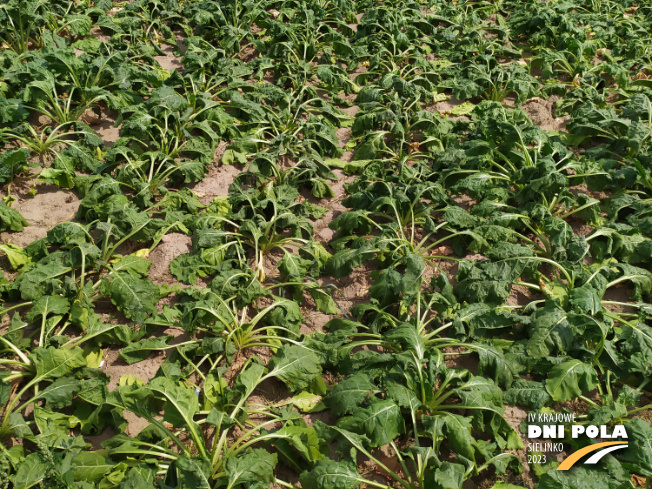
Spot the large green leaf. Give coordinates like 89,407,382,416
337,399,405,448
442,413,476,464
16,261,72,300
37,376,82,409
425,462,465,489
224,448,277,488
526,303,573,359
474,343,515,388
504,380,550,409
103,272,161,323
11,453,48,489
32,347,86,382
536,465,627,489
25,295,70,323
72,452,114,483
619,418,652,477
300,458,362,489
0,202,28,232
148,377,200,430
268,345,322,392
323,373,377,416
169,456,212,489
545,360,597,402
120,335,174,365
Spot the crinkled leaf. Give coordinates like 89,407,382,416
337,399,405,448
299,458,361,489
268,345,322,392
103,272,160,322
224,448,277,487
324,373,376,417
504,380,550,409
0,202,28,232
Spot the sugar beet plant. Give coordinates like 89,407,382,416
1,0,652,488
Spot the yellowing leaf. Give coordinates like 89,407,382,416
85,348,104,368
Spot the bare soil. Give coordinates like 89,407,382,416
148,232,192,286
190,162,241,205
0,183,80,247
522,96,571,131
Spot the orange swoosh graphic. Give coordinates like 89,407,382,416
557,441,628,470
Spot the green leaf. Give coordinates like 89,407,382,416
324,158,371,175
474,344,515,388
619,418,652,477
300,458,362,489
324,373,376,416
425,462,465,489
120,335,174,364
170,456,212,489
442,413,476,464
73,451,114,483
0,202,28,232
536,465,627,489
267,424,325,472
569,285,602,315
25,295,70,323
268,345,322,392
37,376,81,409
504,380,550,409
288,391,324,413
449,102,476,116
277,252,312,278
526,304,573,359
309,288,339,314
103,272,160,323
8,413,31,439
224,448,277,488
170,254,209,285
32,347,86,381
16,261,71,300
235,362,267,397
11,453,48,489
337,399,405,448
0,148,28,185
490,481,527,489
148,377,200,430
222,149,247,165
545,360,597,402
112,255,152,277
38,168,75,189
